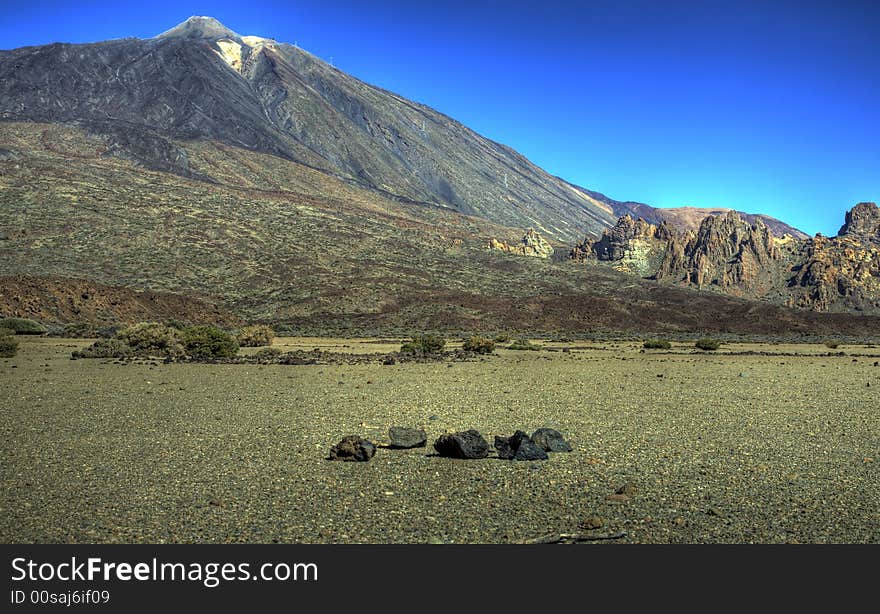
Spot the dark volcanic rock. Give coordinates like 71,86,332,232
433,429,489,459
494,430,549,461
388,426,427,449
328,435,376,462
532,428,573,452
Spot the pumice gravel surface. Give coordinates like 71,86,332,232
1,337,878,544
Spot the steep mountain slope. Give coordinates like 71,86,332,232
3,121,878,336
0,16,617,242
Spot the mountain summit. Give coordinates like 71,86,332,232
156,16,242,40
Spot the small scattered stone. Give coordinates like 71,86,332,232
580,516,604,530
328,435,376,462
433,429,489,459
616,482,638,495
388,426,427,449
531,428,572,452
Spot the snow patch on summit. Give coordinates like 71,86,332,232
213,39,243,72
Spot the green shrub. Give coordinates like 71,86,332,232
493,333,511,343
400,334,446,355
180,326,239,359
508,338,541,351
0,336,18,358
462,335,495,354
0,327,14,337
824,340,840,349
165,319,189,331
643,339,672,350
236,324,275,347
695,338,721,351
72,338,136,359
117,322,184,357
0,318,47,335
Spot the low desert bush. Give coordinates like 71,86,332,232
0,335,18,358
400,334,446,355
824,340,840,349
0,317,47,335
72,338,136,359
117,322,184,357
462,335,495,354
180,325,239,359
236,324,275,347
0,327,14,337
643,339,672,350
494,333,511,343
695,338,721,351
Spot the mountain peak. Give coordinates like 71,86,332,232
156,16,241,40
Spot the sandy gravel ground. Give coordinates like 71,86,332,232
1,337,878,544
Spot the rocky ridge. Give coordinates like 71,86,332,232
571,203,880,314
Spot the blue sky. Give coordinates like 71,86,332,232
1,0,877,235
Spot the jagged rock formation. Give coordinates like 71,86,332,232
657,211,780,291
572,204,880,313
788,203,880,312
570,214,675,276
488,229,554,258
838,202,880,238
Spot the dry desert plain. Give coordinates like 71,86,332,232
1,336,879,544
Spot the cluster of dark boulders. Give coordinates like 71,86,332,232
328,426,572,462
440,427,571,461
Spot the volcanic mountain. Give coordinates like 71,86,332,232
1,17,877,335
0,16,621,241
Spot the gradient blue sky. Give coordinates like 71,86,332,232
2,0,877,235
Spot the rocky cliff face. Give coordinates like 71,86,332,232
489,229,554,258
657,211,780,291
838,202,880,238
571,204,880,313
570,214,674,276
788,203,880,312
